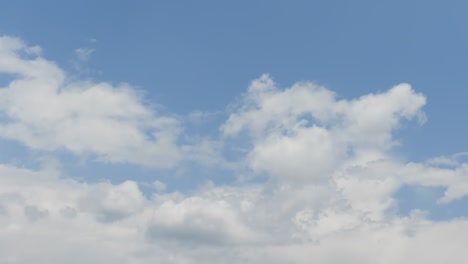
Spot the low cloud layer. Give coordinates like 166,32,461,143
0,36,467,263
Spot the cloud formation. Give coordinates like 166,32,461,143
222,74,426,182
0,36,182,167
0,36,468,263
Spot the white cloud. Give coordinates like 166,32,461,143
1,158,468,263
222,74,426,182
249,125,344,182
80,180,146,222
147,196,257,245
0,36,182,167
1,37,468,263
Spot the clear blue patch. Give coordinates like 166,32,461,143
394,184,468,221
0,139,33,165
0,74,16,88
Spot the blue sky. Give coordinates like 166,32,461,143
2,0,467,160
1,1,468,263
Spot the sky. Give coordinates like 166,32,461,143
0,1,468,263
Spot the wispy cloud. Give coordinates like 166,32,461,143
74,47,94,62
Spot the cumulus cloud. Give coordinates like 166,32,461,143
80,180,146,222
0,36,182,167
147,196,257,245
1,36,468,263
222,74,426,182
1,159,468,263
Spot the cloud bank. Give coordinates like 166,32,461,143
0,36,467,263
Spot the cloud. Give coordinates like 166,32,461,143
222,74,426,182
146,196,256,245
1,158,468,263
74,48,94,62
1,36,468,263
0,36,182,168
24,205,49,222
80,180,146,222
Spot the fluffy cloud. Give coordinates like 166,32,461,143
1,37,468,263
222,74,426,182
1,160,468,263
80,180,146,222
147,196,257,245
0,36,182,167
